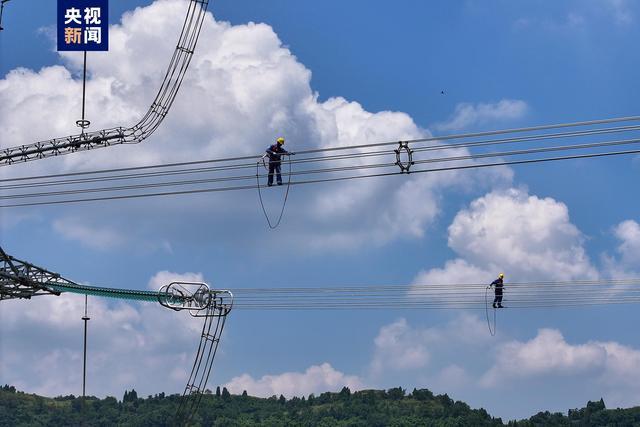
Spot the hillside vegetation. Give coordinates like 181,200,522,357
2,384,640,426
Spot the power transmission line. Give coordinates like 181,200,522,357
2,116,639,208
2,144,640,208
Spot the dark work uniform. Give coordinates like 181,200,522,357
266,143,289,186
491,277,504,308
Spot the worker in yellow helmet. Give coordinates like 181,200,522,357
490,273,505,308
265,137,291,186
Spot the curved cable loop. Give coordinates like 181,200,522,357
256,155,292,229
485,286,496,336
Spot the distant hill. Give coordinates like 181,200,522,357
2,384,640,426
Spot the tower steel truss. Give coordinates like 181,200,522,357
0,0,210,165
0,246,66,300
159,282,234,426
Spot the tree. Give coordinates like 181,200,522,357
123,389,138,404
387,387,405,400
215,386,221,397
339,386,351,399
222,387,231,400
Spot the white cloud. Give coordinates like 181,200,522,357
147,270,206,291
224,363,364,398
412,259,491,288
602,219,640,279
370,319,431,375
0,0,512,251
480,328,640,395
448,188,597,280
613,220,640,265
53,217,127,250
481,329,605,387
435,100,528,132
367,318,640,416
52,216,173,253
412,188,598,294
370,315,490,377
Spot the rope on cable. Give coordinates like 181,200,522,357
485,286,496,336
255,154,293,229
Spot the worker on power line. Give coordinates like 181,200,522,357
265,137,291,186
490,273,505,308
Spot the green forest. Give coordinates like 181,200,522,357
2,384,640,426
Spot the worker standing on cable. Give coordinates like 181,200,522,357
265,137,290,186
490,273,505,308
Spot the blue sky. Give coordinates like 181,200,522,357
1,0,640,421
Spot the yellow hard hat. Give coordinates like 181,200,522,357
276,137,285,144
498,273,504,278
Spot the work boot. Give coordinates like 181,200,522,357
492,303,496,309
498,304,503,308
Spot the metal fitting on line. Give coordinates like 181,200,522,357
395,141,414,173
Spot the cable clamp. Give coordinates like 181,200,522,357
75,120,91,130
395,141,414,173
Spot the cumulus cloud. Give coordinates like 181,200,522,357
370,315,490,378
435,100,528,132
0,0,512,251
147,270,206,291
480,328,640,398
602,219,640,279
224,363,364,398
481,329,606,387
447,188,597,280
367,318,640,416
370,319,431,375
412,259,491,288
612,220,640,265
412,188,598,294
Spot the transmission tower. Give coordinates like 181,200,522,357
0,246,67,300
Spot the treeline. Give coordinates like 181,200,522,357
1,383,640,426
